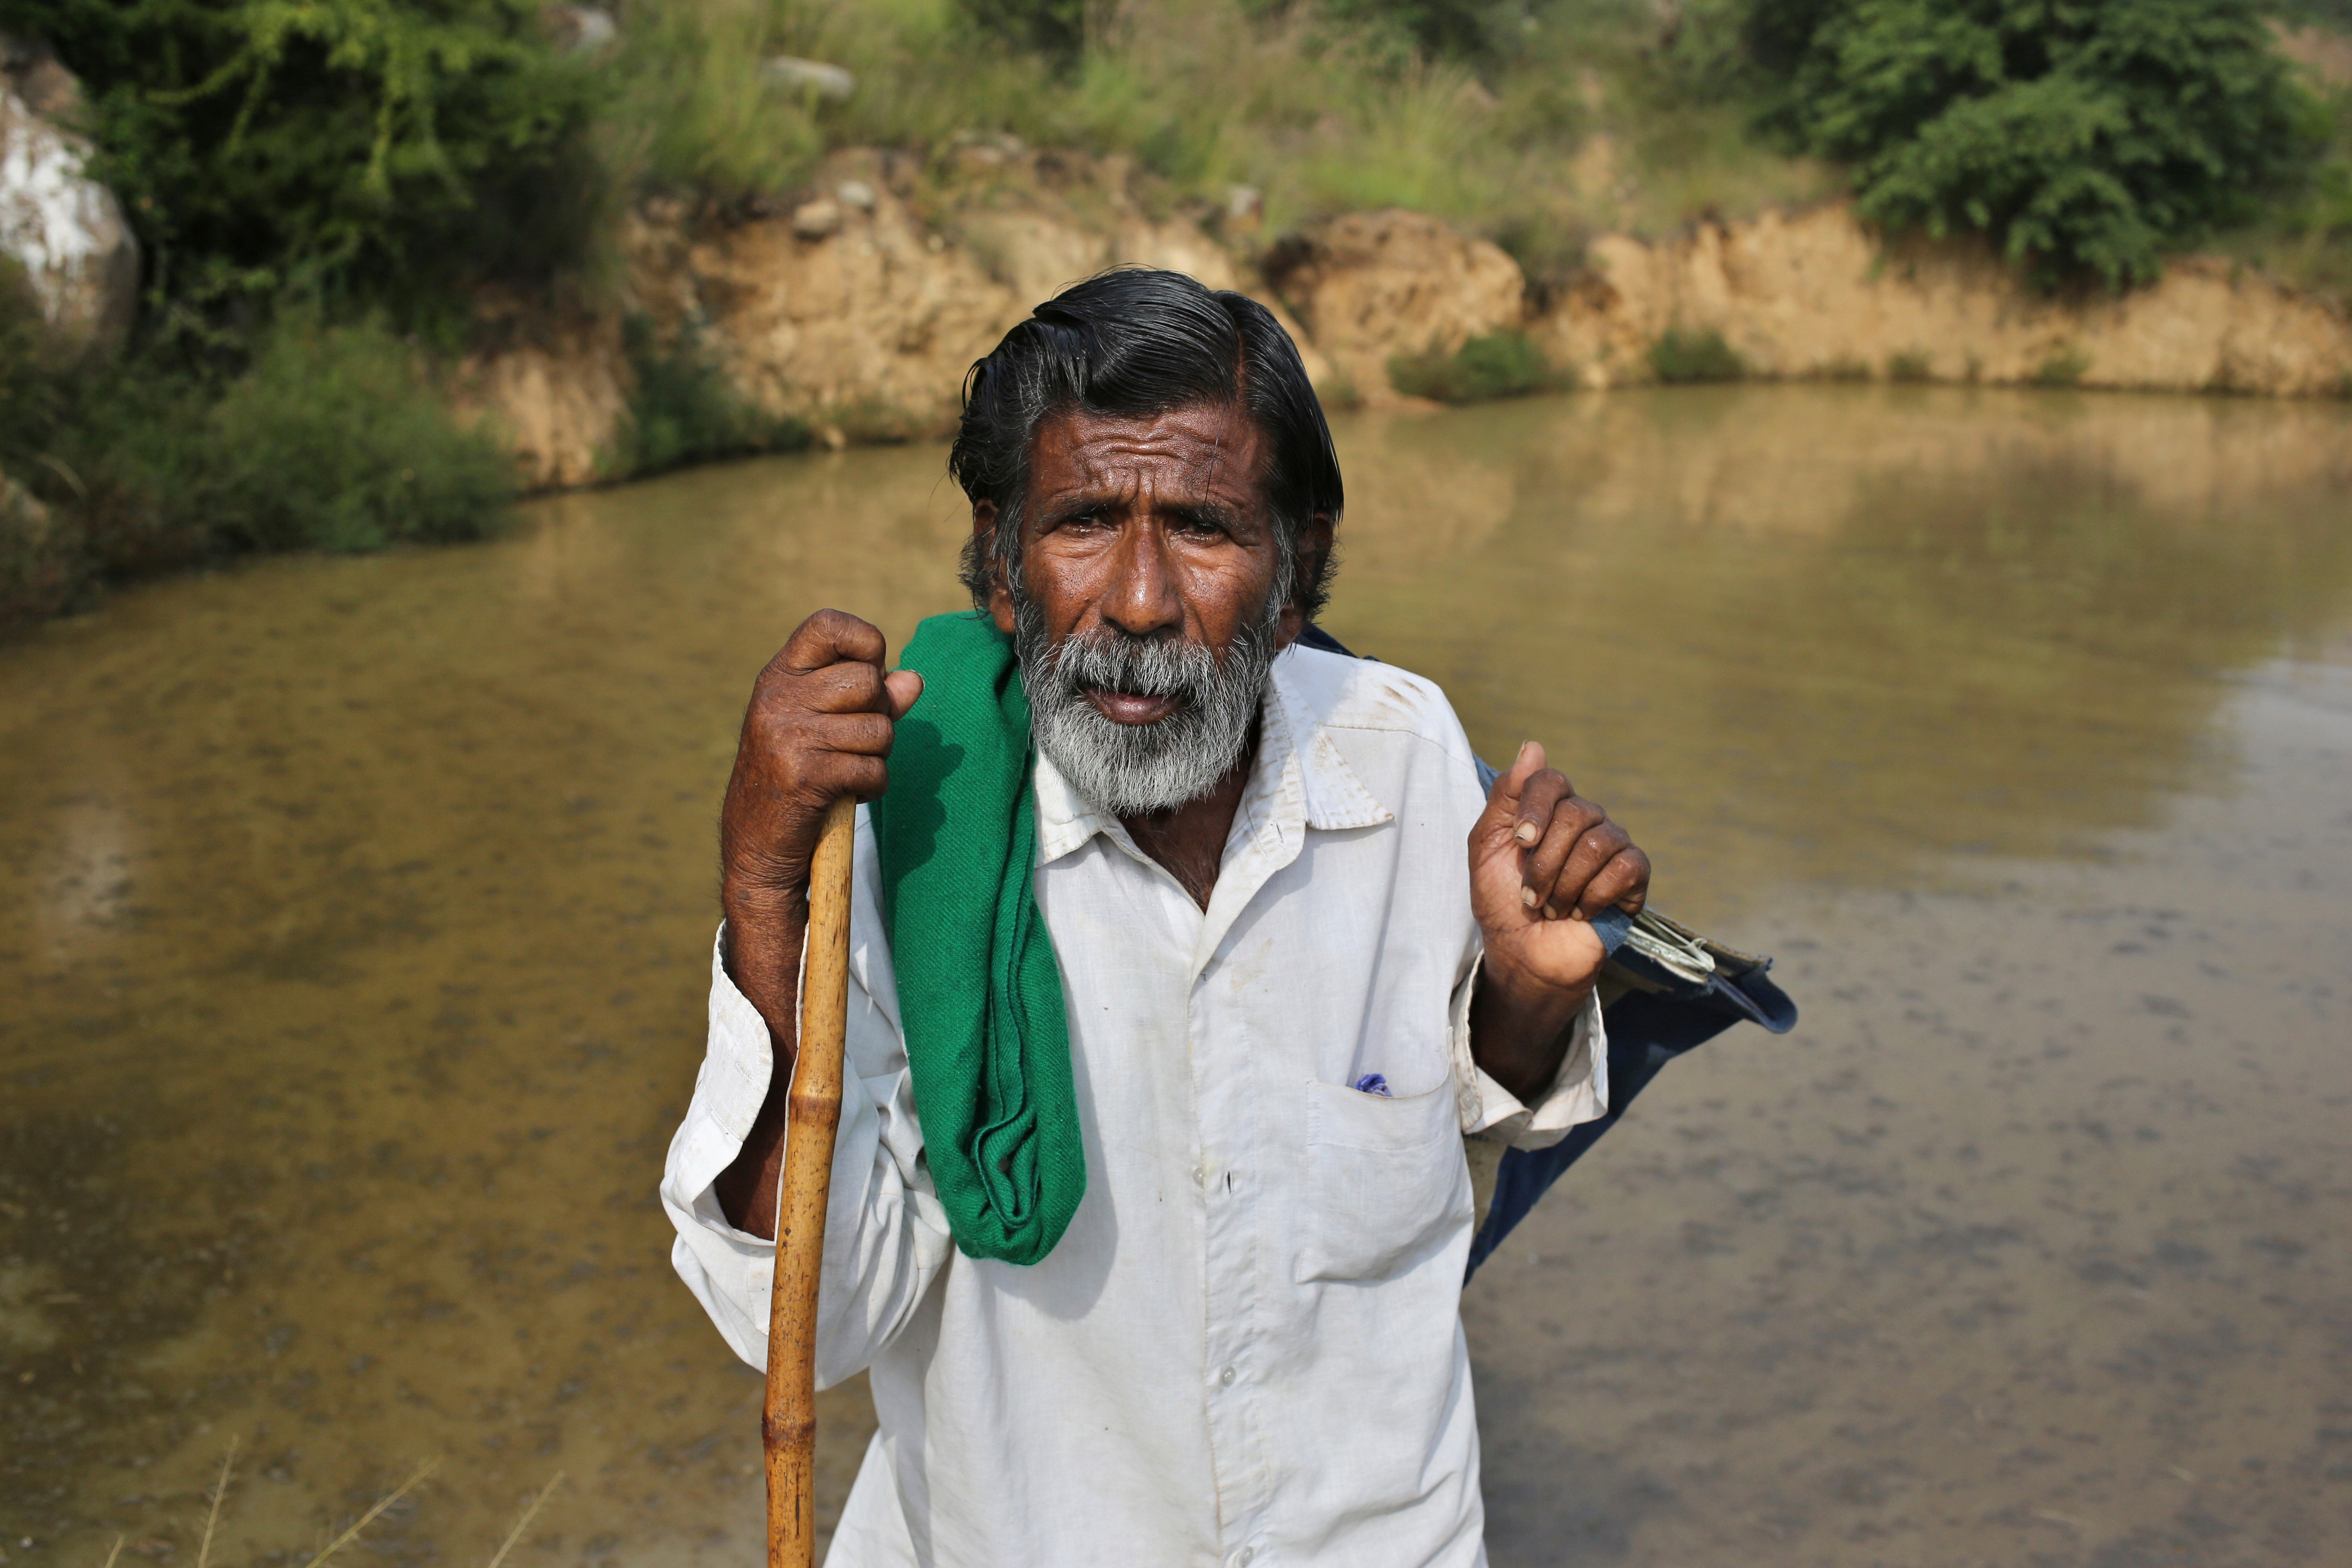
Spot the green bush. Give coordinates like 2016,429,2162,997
1650,326,1746,383
1747,0,2317,289
1388,330,1555,401
5,0,606,334
0,311,512,632
59,319,511,564
196,319,514,550
607,316,811,479
1886,350,1933,382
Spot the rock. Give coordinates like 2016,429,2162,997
791,198,844,241
0,48,138,359
544,4,617,54
2274,22,2352,89
835,179,878,212
1262,210,1527,404
763,57,855,101
0,34,79,118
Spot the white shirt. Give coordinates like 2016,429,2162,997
662,644,1608,1568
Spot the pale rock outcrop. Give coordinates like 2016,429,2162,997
1536,205,2352,396
0,37,138,358
1261,210,1526,403
467,147,1327,488
450,309,631,490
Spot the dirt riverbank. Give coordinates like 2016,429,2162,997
458,146,2352,490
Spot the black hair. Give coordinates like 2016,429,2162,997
948,267,1343,620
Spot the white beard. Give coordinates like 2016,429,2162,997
1015,588,1279,816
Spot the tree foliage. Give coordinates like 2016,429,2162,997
1747,0,2316,287
0,0,605,337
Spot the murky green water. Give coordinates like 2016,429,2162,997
4,386,2349,1567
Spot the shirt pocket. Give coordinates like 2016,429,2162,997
1296,1076,1472,1284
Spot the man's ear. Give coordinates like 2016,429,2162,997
973,499,1017,635
1278,511,1337,648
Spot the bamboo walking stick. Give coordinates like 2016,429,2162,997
764,795,857,1568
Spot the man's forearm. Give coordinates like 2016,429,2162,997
710,894,809,1237
1467,968,1589,1104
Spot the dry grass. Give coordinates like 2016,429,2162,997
87,1448,562,1568
609,0,1838,273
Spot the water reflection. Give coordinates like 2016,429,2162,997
1329,388,2352,917
1,387,2347,1568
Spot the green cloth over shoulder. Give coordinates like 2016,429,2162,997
869,612,1085,1265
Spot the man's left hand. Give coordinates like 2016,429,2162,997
1466,742,1651,1100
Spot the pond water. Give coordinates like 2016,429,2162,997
4,386,2350,1568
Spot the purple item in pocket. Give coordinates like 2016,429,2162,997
1352,1073,1392,1098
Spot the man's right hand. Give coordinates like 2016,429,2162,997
713,609,921,1235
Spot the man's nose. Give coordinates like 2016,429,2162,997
1101,523,1184,639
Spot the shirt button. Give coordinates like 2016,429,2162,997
1237,1551,1254,1566
1220,1365,1236,1386
1192,1166,1205,1187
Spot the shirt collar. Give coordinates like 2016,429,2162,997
1029,644,1392,868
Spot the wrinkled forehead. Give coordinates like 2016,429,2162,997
1027,401,1274,515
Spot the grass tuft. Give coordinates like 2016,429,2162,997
196,1439,236,1568
1650,327,1747,383
607,316,813,479
2033,346,2092,388
1886,350,1934,383
299,1459,442,1568
483,1472,565,1568
1388,330,1556,402
87,1443,563,1568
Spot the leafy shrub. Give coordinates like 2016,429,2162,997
0,471,76,630
1886,350,1933,381
195,318,515,550
1747,0,2316,288
1649,326,1746,383
5,0,606,333
607,316,811,479
1388,330,1555,401
0,312,512,630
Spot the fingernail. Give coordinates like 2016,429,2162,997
1542,903,1559,920
1569,908,1588,922
1517,740,1537,766
1520,886,1539,908
1514,821,1539,844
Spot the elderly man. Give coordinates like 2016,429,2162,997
662,269,1651,1566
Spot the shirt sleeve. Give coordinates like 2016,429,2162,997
658,806,955,1387
1448,952,1612,1149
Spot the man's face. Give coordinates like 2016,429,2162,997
976,401,1325,815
